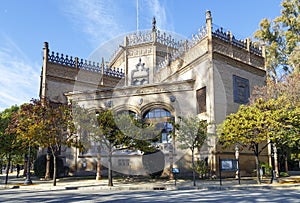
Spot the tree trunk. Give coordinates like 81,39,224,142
0,160,2,175
192,148,196,187
45,153,51,180
5,154,11,185
96,151,101,180
255,154,261,184
285,154,289,174
23,155,27,177
254,144,261,184
53,155,57,186
108,147,113,186
10,161,13,173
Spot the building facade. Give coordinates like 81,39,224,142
40,11,267,177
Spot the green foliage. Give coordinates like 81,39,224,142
251,73,300,172
96,110,158,185
254,0,300,80
260,162,272,177
280,171,289,177
176,115,208,186
96,110,157,153
219,97,296,183
195,160,208,179
14,99,78,152
34,154,64,178
0,105,22,155
115,113,159,153
176,116,208,151
10,99,78,186
72,104,99,152
0,105,27,167
219,97,293,150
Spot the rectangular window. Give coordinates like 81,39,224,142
197,87,206,114
118,159,129,167
233,75,250,104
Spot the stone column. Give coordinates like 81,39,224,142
40,42,49,103
101,57,104,86
206,10,217,173
206,10,212,46
246,38,251,63
124,36,129,86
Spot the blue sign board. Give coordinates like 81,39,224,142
172,168,180,174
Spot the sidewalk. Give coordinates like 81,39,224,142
1,172,300,191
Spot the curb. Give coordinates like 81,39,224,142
2,181,300,191
1,184,300,191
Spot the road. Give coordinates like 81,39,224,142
1,188,300,202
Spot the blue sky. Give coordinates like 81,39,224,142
0,0,282,111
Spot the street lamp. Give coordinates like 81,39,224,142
24,146,32,185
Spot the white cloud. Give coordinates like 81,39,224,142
61,0,175,61
63,0,128,44
62,0,174,43
0,34,40,112
146,0,172,31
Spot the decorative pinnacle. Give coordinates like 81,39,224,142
206,10,212,20
152,16,156,31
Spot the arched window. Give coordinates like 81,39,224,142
116,110,138,119
143,108,173,143
144,108,171,119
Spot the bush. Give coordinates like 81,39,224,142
260,162,272,177
280,171,289,177
34,154,64,178
195,160,208,179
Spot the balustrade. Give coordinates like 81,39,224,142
47,51,124,78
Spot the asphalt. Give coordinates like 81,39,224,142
1,171,300,191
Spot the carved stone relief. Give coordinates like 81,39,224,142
131,58,149,85
128,48,152,58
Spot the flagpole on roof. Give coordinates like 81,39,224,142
136,0,139,32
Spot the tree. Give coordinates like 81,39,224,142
14,99,79,186
96,110,157,186
219,97,296,183
254,0,300,81
176,116,208,186
115,113,160,176
251,73,300,106
0,105,23,184
251,73,300,173
72,104,101,180
272,105,300,173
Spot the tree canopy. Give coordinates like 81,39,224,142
11,99,79,186
176,115,208,186
95,110,158,186
254,0,300,81
219,96,300,183
0,105,23,184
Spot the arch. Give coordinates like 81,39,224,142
112,105,141,115
141,103,174,144
140,102,175,117
88,107,104,114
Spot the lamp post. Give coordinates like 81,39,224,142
24,146,32,185
235,145,240,184
270,141,278,183
169,116,175,180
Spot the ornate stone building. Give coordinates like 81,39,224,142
40,11,267,177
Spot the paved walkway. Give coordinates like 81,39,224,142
1,171,300,191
